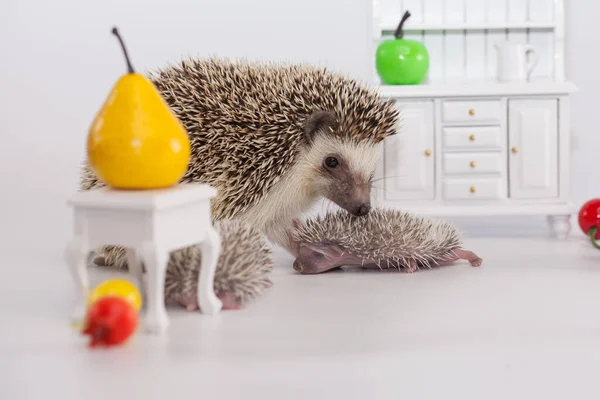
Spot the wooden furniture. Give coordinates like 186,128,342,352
65,184,222,334
371,0,578,238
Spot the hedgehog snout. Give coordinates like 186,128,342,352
293,259,304,272
330,195,371,217
293,243,344,274
354,203,371,217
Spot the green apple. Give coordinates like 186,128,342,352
375,11,430,85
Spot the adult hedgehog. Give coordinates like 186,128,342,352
81,57,400,255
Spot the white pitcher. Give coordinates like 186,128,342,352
494,41,539,82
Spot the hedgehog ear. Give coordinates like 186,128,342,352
303,110,337,143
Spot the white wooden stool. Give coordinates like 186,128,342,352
65,183,223,333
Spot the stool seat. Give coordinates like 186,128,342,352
65,183,222,334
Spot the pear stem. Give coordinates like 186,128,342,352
393,10,411,39
111,26,135,74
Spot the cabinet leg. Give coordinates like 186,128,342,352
65,236,90,324
547,215,571,239
140,242,170,333
197,226,223,315
126,248,145,297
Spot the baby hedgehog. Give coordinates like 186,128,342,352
96,220,273,311
290,208,482,274
80,56,400,257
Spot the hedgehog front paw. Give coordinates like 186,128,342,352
452,248,483,267
470,257,483,267
403,259,419,273
172,292,245,312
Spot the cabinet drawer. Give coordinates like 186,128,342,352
442,100,502,123
443,178,503,200
443,126,502,149
443,153,502,175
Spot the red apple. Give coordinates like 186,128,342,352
578,198,600,248
82,296,138,347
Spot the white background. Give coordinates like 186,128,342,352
0,0,597,257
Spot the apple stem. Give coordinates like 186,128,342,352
111,26,135,74
394,10,412,39
589,227,600,249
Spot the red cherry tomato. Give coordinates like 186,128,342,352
82,296,138,347
578,198,600,248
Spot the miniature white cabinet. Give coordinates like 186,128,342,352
373,86,576,238
508,99,558,199
370,0,577,238
383,101,435,200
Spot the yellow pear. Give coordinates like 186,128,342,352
87,27,191,190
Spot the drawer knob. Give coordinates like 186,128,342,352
470,161,476,168
511,146,519,154
469,186,477,193
469,134,476,141
424,149,432,156
468,108,475,116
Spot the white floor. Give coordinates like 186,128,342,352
2,234,600,399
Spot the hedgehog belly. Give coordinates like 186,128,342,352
291,208,482,274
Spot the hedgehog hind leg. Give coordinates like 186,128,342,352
438,248,483,267
455,248,483,267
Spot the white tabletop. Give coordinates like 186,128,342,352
67,183,217,211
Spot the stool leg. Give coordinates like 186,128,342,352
140,241,169,333
65,236,89,324
126,248,145,296
198,226,223,315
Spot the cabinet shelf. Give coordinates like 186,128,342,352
379,21,556,33
376,80,577,98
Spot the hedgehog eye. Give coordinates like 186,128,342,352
313,251,325,259
324,156,339,169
